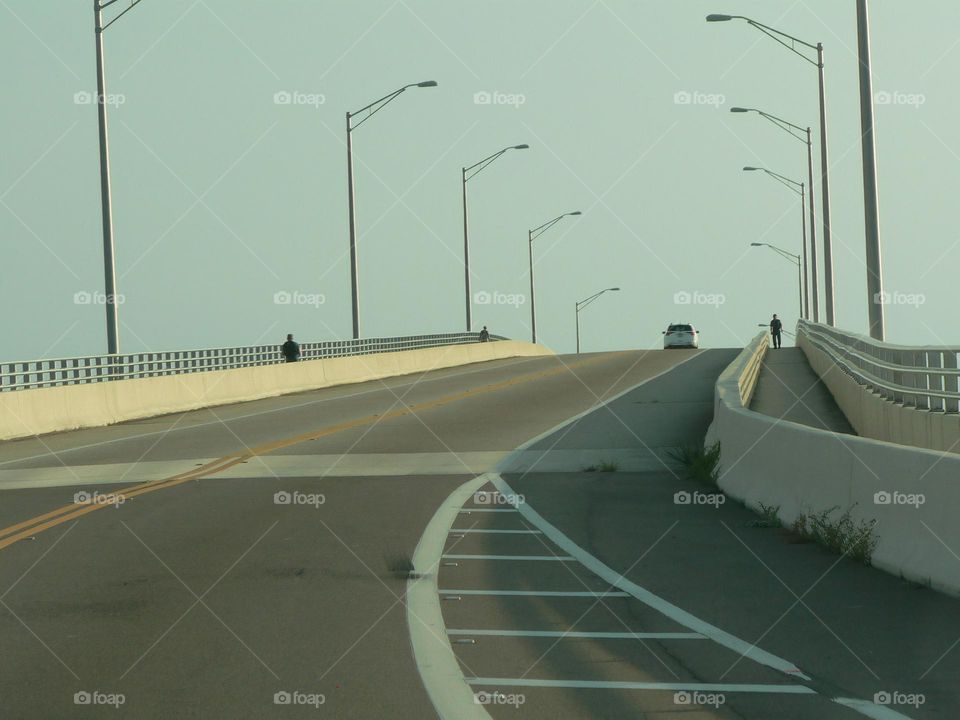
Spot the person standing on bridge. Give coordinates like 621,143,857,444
478,326,490,342
282,333,301,362
770,314,783,349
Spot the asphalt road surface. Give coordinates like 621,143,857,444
0,348,956,719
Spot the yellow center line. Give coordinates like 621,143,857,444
0,353,617,551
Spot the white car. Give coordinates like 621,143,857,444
663,323,699,349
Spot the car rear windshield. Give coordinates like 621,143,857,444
669,324,693,332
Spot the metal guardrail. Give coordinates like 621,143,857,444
798,320,960,412
0,333,507,392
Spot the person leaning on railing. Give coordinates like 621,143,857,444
478,326,490,343
281,334,301,362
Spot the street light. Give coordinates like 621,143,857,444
856,0,885,340
742,166,808,319
462,144,529,331
731,106,819,322
346,80,438,339
708,13,835,326
750,242,803,321
93,0,149,354
528,211,581,344
575,288,619,354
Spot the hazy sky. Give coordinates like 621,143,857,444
2,1,957,359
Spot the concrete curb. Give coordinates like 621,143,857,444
0,340,551,441
710,333,960,596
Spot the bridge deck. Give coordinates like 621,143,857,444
749,347,855,434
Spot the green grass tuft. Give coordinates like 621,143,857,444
668,442,721,486
791,504,878,565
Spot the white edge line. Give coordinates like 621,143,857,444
496,351,705,469
439,590,630,597
492,473,811,681
441,555,574,561
406,353,707,720
832,698,918,720
408,472,494,720
448,529,541,534
466,678,817,694
448,629,705,640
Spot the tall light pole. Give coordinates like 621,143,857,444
462,144,529,331
528,211,581,344
750,242,803,321
742,166,808,319
346,80,438,339
576,288,619,354
93,0,148,355
708,14,835,326
857,0,884,340
731,107,819,321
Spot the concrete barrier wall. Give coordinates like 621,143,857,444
711,334,960,596
0,341,551,441
798,331,960,453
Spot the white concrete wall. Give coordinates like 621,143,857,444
0,341,551,441
711,334,960,596
799,331,960,453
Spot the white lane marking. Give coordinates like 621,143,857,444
441,554,573,561
407,353,712,720
833,698,917,720
407,473,494,720
448,629,705,640
439,589,629,597
458,509,517,513
0,355,543,466
491,474,811,681
494,351,706,472
466,678,816,694
448,529,541,534
0,452,518,490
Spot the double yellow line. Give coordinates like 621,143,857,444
0,354,616,551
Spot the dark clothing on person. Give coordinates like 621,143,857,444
770,318,783,349
478,329,490,343
282,340,300,362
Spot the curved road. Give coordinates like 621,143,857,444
0,348,956,718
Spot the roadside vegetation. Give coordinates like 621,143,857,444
583,461,620,472
668,442,721,486
791,505,878,565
